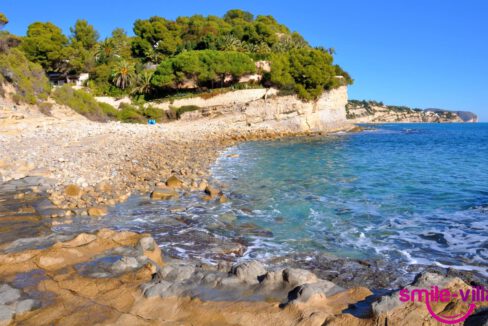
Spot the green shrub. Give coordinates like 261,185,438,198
141,105,165,121
0,48,51,104
230,82,262,90
52,85,116,122
117,103,145,123
99,102,120,119
0,31,21,52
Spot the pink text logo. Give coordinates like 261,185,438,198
399,286,487,324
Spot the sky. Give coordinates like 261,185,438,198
3,0,488,121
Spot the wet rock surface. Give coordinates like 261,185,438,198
271,252,488,291
0,228,483,325
0,178,58,246
141,258,353,307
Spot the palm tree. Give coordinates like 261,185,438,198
217,35,244,51
271,37,300,53
243,42,259,53
96,39,115,63
131,70,154,95
255,42,271,55
112,60,135,89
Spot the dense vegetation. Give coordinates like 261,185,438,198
52,85,118,121
151,50,256,90
0,14,51,103
267,49,352,100
0,48,51,104
0,9,352,122
5,10,351,100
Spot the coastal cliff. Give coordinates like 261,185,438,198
346,100,478,123
177,86,350,132
133,88,478,129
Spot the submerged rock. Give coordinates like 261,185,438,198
219,194,230,203
17,206,36,214
87,206,108,217
150,188,179,200
210,242,246,256
204,185,221,198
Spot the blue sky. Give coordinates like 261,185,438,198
3,0,488,120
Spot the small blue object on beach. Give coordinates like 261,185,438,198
148,119,156,125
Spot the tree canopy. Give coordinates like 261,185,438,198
152,50,256,89
71,19,99,50
0,48,51,104
268,48,351,100
21,22,69,71
132,16,181,61
0,13,8,29
12,9,352,101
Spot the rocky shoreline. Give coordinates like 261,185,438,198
1,106,487,325
0,226,486,325
1,99,353,216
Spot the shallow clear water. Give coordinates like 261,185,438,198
55,123,488,277
214,123,488,274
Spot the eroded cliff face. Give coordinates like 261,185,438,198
180,86,350,132
159,89,477,129
346,100,477,123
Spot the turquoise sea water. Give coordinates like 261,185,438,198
211,123,488,275
55,123,488,277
